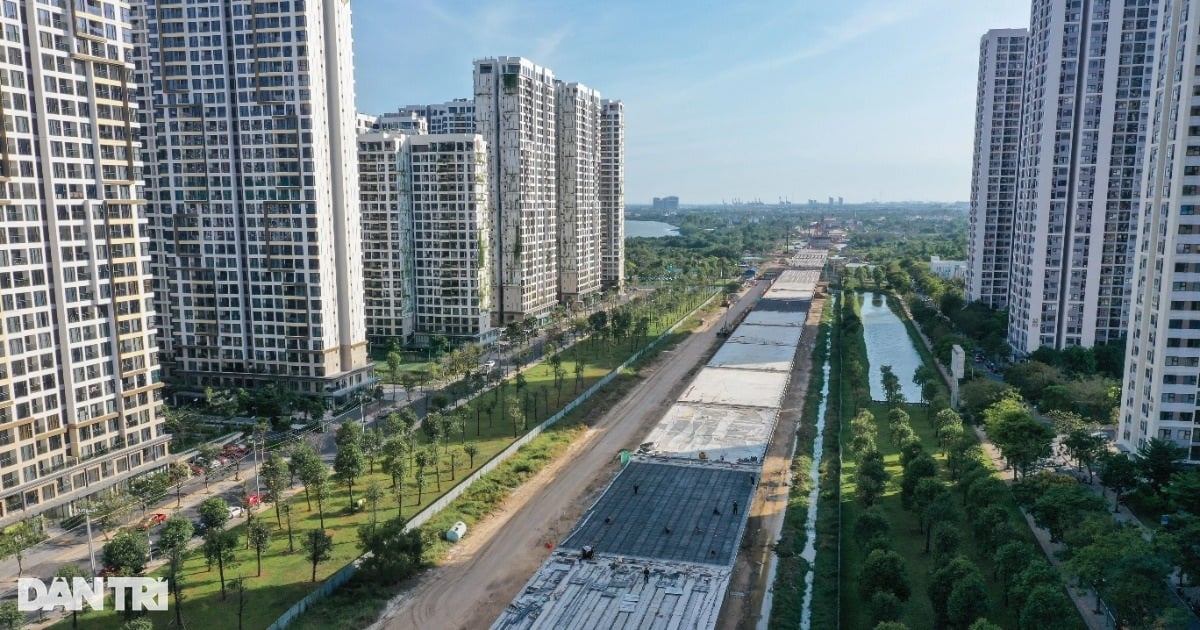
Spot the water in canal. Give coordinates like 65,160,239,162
860,292,925,402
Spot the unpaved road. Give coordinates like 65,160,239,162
371,282,769,630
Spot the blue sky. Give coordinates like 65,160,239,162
352,1,1030,204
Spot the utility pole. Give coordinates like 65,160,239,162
83,509,96,574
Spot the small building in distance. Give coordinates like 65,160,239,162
930,256,967,281
652,196,680,211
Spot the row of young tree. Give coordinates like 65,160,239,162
849,390,1073,629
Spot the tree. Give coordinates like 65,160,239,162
335,420,364,450
1135,437,1187,495
260,453,289,527
281,502,295,553
1029,485,1107,543
386,351,403,398
0,519,38,577
365,478,384,527
992,541,1033,605
158,517,193,626
857,449,890,507
357,516,424,583
880,364,906,407
860,549,911,601
103,528,149,575
302,529,333,582
362,428,383,474
931,521,961,560
869,591,903,626
984,397,1052,479
946,573,990,629
247,521,271,576
506,392,524,438
464,442,479,468
198,496,231,531
1019,585,1075,630
1061,429,1105,479
1099,452,1139,510
923,492,961,553
167,461,190,508
297,448,328,513
0,601,21,630
958,379,1013,421
929,556,980,628
314,478,332,529
901,453,938,510
204,529,237,599
334,442,365,509
54,563,89,628
855,508,891,547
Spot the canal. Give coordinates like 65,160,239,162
860,292,925,402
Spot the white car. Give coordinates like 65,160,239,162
481,360,497,370
227,505,244,518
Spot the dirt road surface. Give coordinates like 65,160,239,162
371,283,769,630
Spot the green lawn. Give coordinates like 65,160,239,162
58,289,719,630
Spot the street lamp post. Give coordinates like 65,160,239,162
83,509,96,574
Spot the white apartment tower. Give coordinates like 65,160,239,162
1120,0,1200,458
408,134,495,346
967,29,1026,309
600,99,625,291
474,57,558,324
358,132,414,349
0,0,170,525
1007,0,1157,355
132,0,373,400
555,81,602,305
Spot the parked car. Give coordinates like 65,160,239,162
192,520,208,537
138,513,168,531
96,566,119,578
245,493,264,507
481,360,497,370
227,505,244,518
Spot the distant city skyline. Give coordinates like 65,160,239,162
352,0,1030,204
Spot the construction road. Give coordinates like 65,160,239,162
371,280,771,630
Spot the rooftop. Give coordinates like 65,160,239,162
706,341,796,373
741,310,809,327
492,553,728,630
641,402,778,463
560,461,757,565
677,367,790,408
726,323,804,347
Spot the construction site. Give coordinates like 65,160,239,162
492,254,825,629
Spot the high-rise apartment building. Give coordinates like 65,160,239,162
132,0,373,400
967,28,1027,310
474,57,558,324
358,132,414,349
373,111,427,134
1006,0,1157,355
1120,0,1200,458
600,99,625,291
384,99,475,136
408,134,495,346
0,0,169,526
555,81,602,305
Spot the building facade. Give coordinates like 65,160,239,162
373,110,427,134
555,81,602,305
1120,0,1200,458
408,134,495,346
1,0,169,526
474,57,558,324
967,28,1026,309
132,0,373,400
358,132,414,350
1007,0,1157,355
600,99,625,291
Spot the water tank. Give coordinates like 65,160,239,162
445,521,468,542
